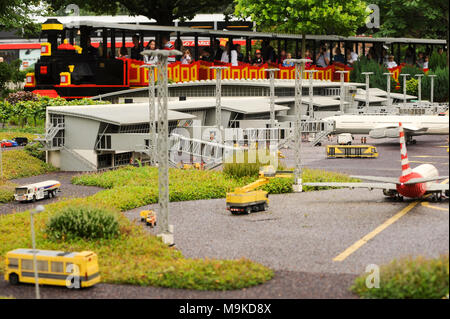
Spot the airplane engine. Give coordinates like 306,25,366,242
368,128,386,139
396,164,439,198
385,128,400,138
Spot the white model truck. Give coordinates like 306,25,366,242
337,133,353,145
14,180,61,202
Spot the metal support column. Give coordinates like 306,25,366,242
336,71,349,114
264,68,280,127
141,49,181,246
428,74,436,104
383,72,393,108
285,58,311,193
400,73,409,106
210,66,227,142
361,72,373,112
415,74,424,103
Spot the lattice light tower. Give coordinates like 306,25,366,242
428,74,437,104
264,68,280,127
210,66,227,142
140,62,157,165
304,70,318,118
336,71,349,114
361,72,373,112
141,49,182,245
399,73,409,106
285,58,311,193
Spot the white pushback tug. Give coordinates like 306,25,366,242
14,180,61,202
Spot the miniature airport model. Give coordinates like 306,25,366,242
14,180,61,202
304,123,449,201
226,166,293,214
5,249,100,288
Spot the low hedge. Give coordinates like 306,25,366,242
351,254,449,299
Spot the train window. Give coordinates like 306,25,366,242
8,258,18,269
37,260,49,272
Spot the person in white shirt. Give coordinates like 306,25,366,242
385,55,397,69
345,48,359,66
220,42,238,66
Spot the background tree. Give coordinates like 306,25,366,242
48,0,234,26
0,0,48,37
233,0,369,57
370,0,449,66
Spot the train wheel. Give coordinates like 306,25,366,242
32,196,36,203
246,207,252,214
263,203,269,211
9,273,19,285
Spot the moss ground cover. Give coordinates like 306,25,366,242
0,180,17,203
0,198,273,290
2,149,56,180
351,255,449,299
0,165,357,290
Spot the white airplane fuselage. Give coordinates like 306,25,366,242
325,115,449,136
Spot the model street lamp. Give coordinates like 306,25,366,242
428,74,437,104
141,49,182,246
140,63,157,166
284,58,312,193
30,205,45,299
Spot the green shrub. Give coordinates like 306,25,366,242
46,205,120,241
223,149,283,178
2,149,56,180
350,56,397,91
351,254,449,299
24,142,45,161
405,78,419,96
429,51,447,71
0,181,16,203
422,67,449,102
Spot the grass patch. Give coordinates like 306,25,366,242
0,198,273,290
0,180,17,203
351,254,449,299
2,149,57,180
0,130,41,140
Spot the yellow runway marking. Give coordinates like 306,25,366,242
333,201,420,262
421,202,449,211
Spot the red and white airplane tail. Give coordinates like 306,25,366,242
399,122,412,177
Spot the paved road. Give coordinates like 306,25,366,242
0,172,103,215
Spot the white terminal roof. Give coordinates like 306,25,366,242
47,103,196,126
357,88,417,100
276,96,347,107
47,97,289,125
353,94,388,103
8,248,77,258
167,97,289,114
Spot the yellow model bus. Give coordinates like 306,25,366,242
326,145,379,158
4,249,100,288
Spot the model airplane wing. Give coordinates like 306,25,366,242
404,176,449,184
350,175,399,184
426,183,450,192
373,123,425,132
303,182,397,190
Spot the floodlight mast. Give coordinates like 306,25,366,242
336,71,349,114
428,74,437,104
210,66,227,142
141,49,182,245
30,205,45,299
361,72,373,112
285,58,311,193
140,62,157,165
305,70,318,118
415,74,424,103
264,68,280,127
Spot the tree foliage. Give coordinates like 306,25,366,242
48,0,233,25
0,0,47,36
234,0,368,35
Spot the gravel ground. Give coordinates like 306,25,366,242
124,189,449,275
0,270,358,299
0,171,103,215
